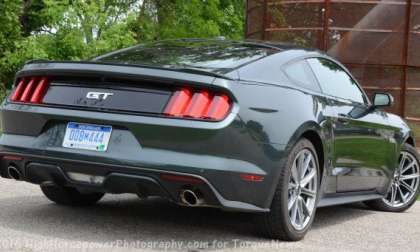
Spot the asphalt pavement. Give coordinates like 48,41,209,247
0,178,419,252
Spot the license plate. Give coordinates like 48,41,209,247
62,122,112,152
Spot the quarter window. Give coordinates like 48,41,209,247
307,58,366,104
284,60,321,92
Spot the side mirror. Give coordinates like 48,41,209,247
372,93,394,108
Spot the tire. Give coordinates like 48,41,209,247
40,184,104,206
365,143,420,212
256,138,320,241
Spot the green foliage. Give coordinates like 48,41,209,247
0,0,22,51
0,0,23,86
21,0,52,35
153,0,243,40
0,0,245,89
0,84,6,101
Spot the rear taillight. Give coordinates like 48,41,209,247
164,88,231,121
10,77,50,104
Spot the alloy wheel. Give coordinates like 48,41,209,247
383,151,420,208
288,149,318,231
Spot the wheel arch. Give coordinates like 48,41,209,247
285,121,327,177
301,130,325,178
264,121,328,209
405,136,416,147
265,121,329,211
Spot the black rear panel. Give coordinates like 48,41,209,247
43,83,171,114
12,62,233,119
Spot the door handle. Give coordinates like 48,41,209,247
337,114,350,125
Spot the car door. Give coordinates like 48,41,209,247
283,59,338,194
307,58,397,193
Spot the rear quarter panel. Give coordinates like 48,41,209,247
230,79,334,203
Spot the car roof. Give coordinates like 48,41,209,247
173,38,322,54
93,38,324,75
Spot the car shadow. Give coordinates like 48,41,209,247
0,194,376,249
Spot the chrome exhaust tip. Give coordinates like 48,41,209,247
180,189,203,206
7,165,22,181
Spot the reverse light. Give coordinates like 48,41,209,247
67,172,105,185
164,88,231,121
10,77,50,104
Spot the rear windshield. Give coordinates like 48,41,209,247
93,39,279,73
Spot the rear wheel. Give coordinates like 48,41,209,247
366,144,420,212
256,138,320,241
40,184,104,206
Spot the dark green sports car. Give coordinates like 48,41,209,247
1,39,419,241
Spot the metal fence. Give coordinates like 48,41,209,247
246,0,420,143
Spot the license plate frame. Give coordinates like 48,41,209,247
62,122,112,152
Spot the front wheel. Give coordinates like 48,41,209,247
366,143,420,212
256,138,320,241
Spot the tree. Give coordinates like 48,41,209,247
0,0,245,91
0,0,23,87
20,0,52,36
132,0,244,40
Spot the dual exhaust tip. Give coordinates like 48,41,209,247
7,165,23,181
179,189,204,207
7,165,203,206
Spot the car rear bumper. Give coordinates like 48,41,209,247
0,130,287,213
0,101,288,212
0,149,270,212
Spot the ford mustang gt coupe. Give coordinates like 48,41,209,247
0,39,419,241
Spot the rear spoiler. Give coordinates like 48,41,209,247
18,60,234,83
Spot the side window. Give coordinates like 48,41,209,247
307,58,366,104
283,60,321,92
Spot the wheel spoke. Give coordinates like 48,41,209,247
288,181,297,190
390,185,397,206
400,174,420,181
288,194,298,211
300,169,316,187
297,153,305,180
398,152,407,171
291,162,299,184
291,198,298,223
301,154,312,179
401,160,417,174
301,197,311,216
400,180,415,194
301,187,316,198
297,198,304,225
397,186,406,203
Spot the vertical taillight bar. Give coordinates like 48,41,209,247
163,88,193,116
184,91,212,118
30,77,49,103
10,79,26,102
20,78,37,102
10,76,50,104
164,88,231,121
204,95,230,120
